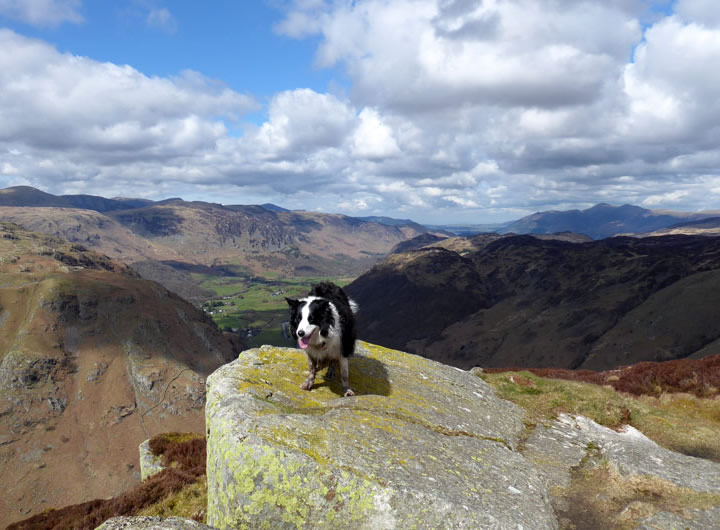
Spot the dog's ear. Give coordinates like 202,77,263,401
314,298,330,311
285,297,299,309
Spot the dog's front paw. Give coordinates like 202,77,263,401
301,380,313,391
343,388,355,397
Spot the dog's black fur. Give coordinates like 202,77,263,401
286,282,357,396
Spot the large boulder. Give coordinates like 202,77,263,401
205,342,557,529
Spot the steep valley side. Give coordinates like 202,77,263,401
0,223,239,527
346,234,720,370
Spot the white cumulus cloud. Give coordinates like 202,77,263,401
351,108,401,159
2,1,720,223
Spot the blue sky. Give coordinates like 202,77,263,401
3,2,342,115
1,0,719,224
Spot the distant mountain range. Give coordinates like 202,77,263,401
4,186,719,244
0,185,153,211
431,203,720,239
498,203,720,239
0,186,439,297
346,233,720,371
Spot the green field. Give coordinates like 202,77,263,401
197,274,354,348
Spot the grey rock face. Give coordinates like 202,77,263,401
525,414,720,493
139,439,166,481
0,351,57,390
95,516,215,529
637,507,720,530
524,413,720,528
205,342,558,529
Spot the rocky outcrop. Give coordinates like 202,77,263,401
139,439,166,481
205,342,720,529
525,414,720,493
524,414,720,528
205,342,557,529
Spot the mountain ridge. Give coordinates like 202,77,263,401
0,186,438,288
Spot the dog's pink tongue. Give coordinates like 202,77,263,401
298,336,310,349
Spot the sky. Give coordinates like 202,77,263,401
0,0,719,224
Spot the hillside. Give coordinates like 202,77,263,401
634,216,720,237
109,201,428,276
0,187,434,282
0,223,240,527
345,234,720,370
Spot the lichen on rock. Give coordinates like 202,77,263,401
206,341,557,529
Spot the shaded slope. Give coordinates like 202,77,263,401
583,270,720,369
388,233,448,254
346,234,720,370
347,248,489,350
0,223,239,527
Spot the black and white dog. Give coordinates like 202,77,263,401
286,282,358,397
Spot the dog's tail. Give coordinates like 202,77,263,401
349,299,359,315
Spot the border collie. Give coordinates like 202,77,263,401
286,282,358,397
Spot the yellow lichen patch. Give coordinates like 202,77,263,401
230,342,516,450
210,441,379,529
235,347,341,409
152,432,204,445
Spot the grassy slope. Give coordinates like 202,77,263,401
479,368,720,462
